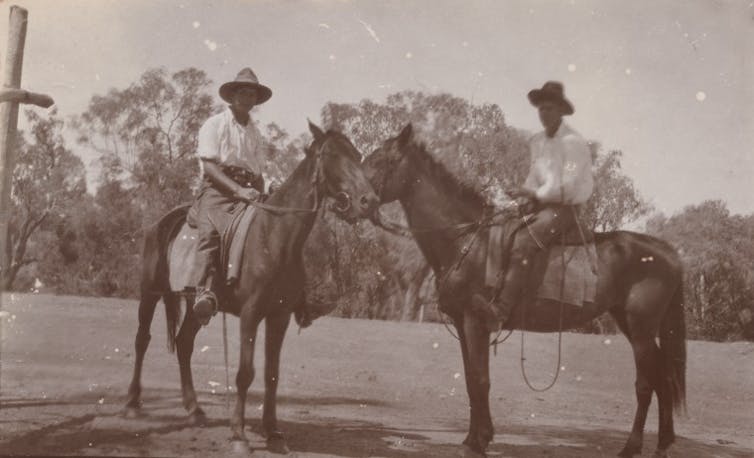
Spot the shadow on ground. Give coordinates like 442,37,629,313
1,390,751,458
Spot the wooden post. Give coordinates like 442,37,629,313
0,6,54,292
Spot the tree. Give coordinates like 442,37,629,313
583,148,652,231
321,91,654,325
74,67,214,224
2,109,86,289
647,200,754,341
60,68,216,296
320,91,532,321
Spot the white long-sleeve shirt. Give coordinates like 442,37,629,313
523,122,593,205
197,108,268,174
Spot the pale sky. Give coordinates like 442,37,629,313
2,0,753,216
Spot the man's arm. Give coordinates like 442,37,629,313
202,160,259,201
559,135,592,204
197,119,259,201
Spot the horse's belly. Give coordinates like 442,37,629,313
508,299,602,332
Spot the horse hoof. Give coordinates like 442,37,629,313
122,406,141,419
652,449,670,458
462,443,486,458
618,445,641,458
267,434,290,454
188,409,208,426
230,439,251,455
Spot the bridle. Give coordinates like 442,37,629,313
367,146,526,347
241,135,352,218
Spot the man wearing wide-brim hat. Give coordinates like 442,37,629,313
475,81,594,332
189,67,274,325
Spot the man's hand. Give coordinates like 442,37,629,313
506,187,536,200
515,197,538,215
507,187,538,215
235,187,261,202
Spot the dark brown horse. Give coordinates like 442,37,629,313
124,122,378,454
363,124,686,458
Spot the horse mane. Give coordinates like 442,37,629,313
404,138,488,209
305,130,362,162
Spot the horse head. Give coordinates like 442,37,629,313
306,121,379,223
362,123,416,204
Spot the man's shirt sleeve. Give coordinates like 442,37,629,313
522,136,540,194
197,117,220,162
560,134,593,204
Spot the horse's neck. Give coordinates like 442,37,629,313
258,158,319,254
399,165,483,273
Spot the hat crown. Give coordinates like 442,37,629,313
541,81,564,97
527,80,574,115
233,67,260,85
218,66,273,104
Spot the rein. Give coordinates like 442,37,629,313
372,203,519,348
218,135,350,410
518,225,566,392
236,136,351,216
372,202,518,238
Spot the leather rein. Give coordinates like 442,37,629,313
239,136,352,217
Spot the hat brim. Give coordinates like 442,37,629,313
527,90,574,115
219,81,272,105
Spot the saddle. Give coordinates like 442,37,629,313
168,203,257,292
485,216,597,307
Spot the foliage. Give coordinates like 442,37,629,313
646,200,754,341
12,68,748,342
319,91,529,320
583,148,652,232
3,109,86,290
61,68,215,295
73,67,213,224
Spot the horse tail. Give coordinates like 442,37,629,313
150,204,191,353
659,281,687,415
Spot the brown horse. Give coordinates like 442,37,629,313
363,124,686,458
123,122,378,454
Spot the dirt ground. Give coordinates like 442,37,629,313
1,293,752,457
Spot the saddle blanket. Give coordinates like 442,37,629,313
168,205,257,292
535,244,597,307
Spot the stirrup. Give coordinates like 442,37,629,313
471,293,511,333
193,290,218,326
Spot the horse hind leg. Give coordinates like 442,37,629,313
176,296,206,425
124,291,161,417
619,331,660,458
619,284,667,457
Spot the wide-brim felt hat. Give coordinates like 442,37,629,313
219,67,272,105
527,81,574,115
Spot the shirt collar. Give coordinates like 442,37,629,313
225,106,253,128
556,121,571,137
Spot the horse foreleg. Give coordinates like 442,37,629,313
460,310,494,455
457,320,480,450
230,304,260,448
124,292,160,417
263,311,291,453
176,306,205,425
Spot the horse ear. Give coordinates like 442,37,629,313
397,123,413,149
308,120,325,142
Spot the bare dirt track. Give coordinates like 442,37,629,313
1,293,752,457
